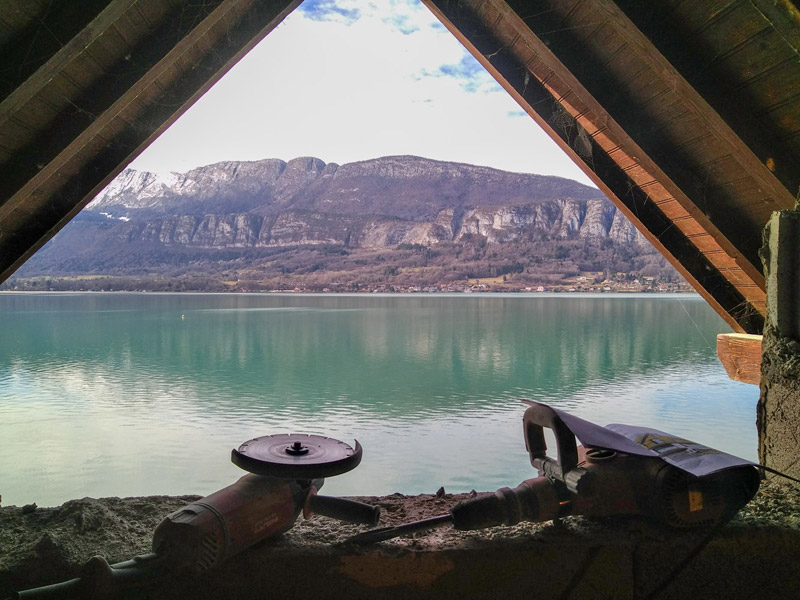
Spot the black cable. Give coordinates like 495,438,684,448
642,471,757,600
757,463,800,485
642,518,728,600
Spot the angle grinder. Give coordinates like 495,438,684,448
12,434,379,599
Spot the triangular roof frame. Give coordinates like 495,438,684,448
2,0,798,333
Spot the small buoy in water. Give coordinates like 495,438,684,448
181,314,185,320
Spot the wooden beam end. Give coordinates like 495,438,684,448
716,333,763,385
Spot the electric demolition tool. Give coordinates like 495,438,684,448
11,434,379,599
348,402,760,544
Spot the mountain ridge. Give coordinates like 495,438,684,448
89,155,604,218
10,155,684,293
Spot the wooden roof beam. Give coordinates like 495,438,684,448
0,0,139,129
609,0,800,219
423,0,763,333
0,0,127,100
500,0,787,290
0,0,234,217
0,0,301,284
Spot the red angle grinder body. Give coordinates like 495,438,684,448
12,434,378,599
151,433,376,573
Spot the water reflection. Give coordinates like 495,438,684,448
0,293,757,506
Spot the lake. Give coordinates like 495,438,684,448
0,292,758,507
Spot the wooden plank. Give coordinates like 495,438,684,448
656,199,691,219
651,103,692,135
705,176,773,210
670,127,737,167
767,99,800,133
85,29,129,72
0,0,51,46
692,234,729,253
621,164,653,182
122,1,156,38
0,1,139,117
758,94,800,138
0,0,230,215
717,29,795,84
3,97,58,149
717,333,763,385
695,2,769,62
0,115,35,151
748,61,800,111
509,0,778,290
670,217,706,237
61,57,104,91
749,0,800,70
616,0,800,212
629,76,671,108
638,184,674,204
675,1,740,37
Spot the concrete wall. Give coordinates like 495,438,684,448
758,208,800,478
3,490,800,600
153,522,800,600
758,323,800,476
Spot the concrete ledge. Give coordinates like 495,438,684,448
159,523,800,600
2,483,800,599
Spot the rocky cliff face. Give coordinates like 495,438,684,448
13,156,682,290
89,155,647,250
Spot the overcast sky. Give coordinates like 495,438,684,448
129,0,594,186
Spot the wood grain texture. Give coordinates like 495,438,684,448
717,333,763,385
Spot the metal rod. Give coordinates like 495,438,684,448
344,514,453,545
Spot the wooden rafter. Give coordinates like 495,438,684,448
611,0,800,202
0,0,301,284
0,0,133,101
422,0,787,333
0,0,795,338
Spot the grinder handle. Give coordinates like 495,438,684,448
523,403,579,479
305,491,380,526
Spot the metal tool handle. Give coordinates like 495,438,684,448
11,554,165,600
523,403,579,482
450,476,561,530
305,492,380,526
12,579,82,600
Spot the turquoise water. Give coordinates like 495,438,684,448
0,292,758,506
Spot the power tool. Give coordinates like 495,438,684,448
11,434,379,599
347,402,760,544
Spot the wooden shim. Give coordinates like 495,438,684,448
717,333,763,385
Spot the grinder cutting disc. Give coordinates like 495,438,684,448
231,433,362,479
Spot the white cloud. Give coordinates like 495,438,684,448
130,0,594,186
